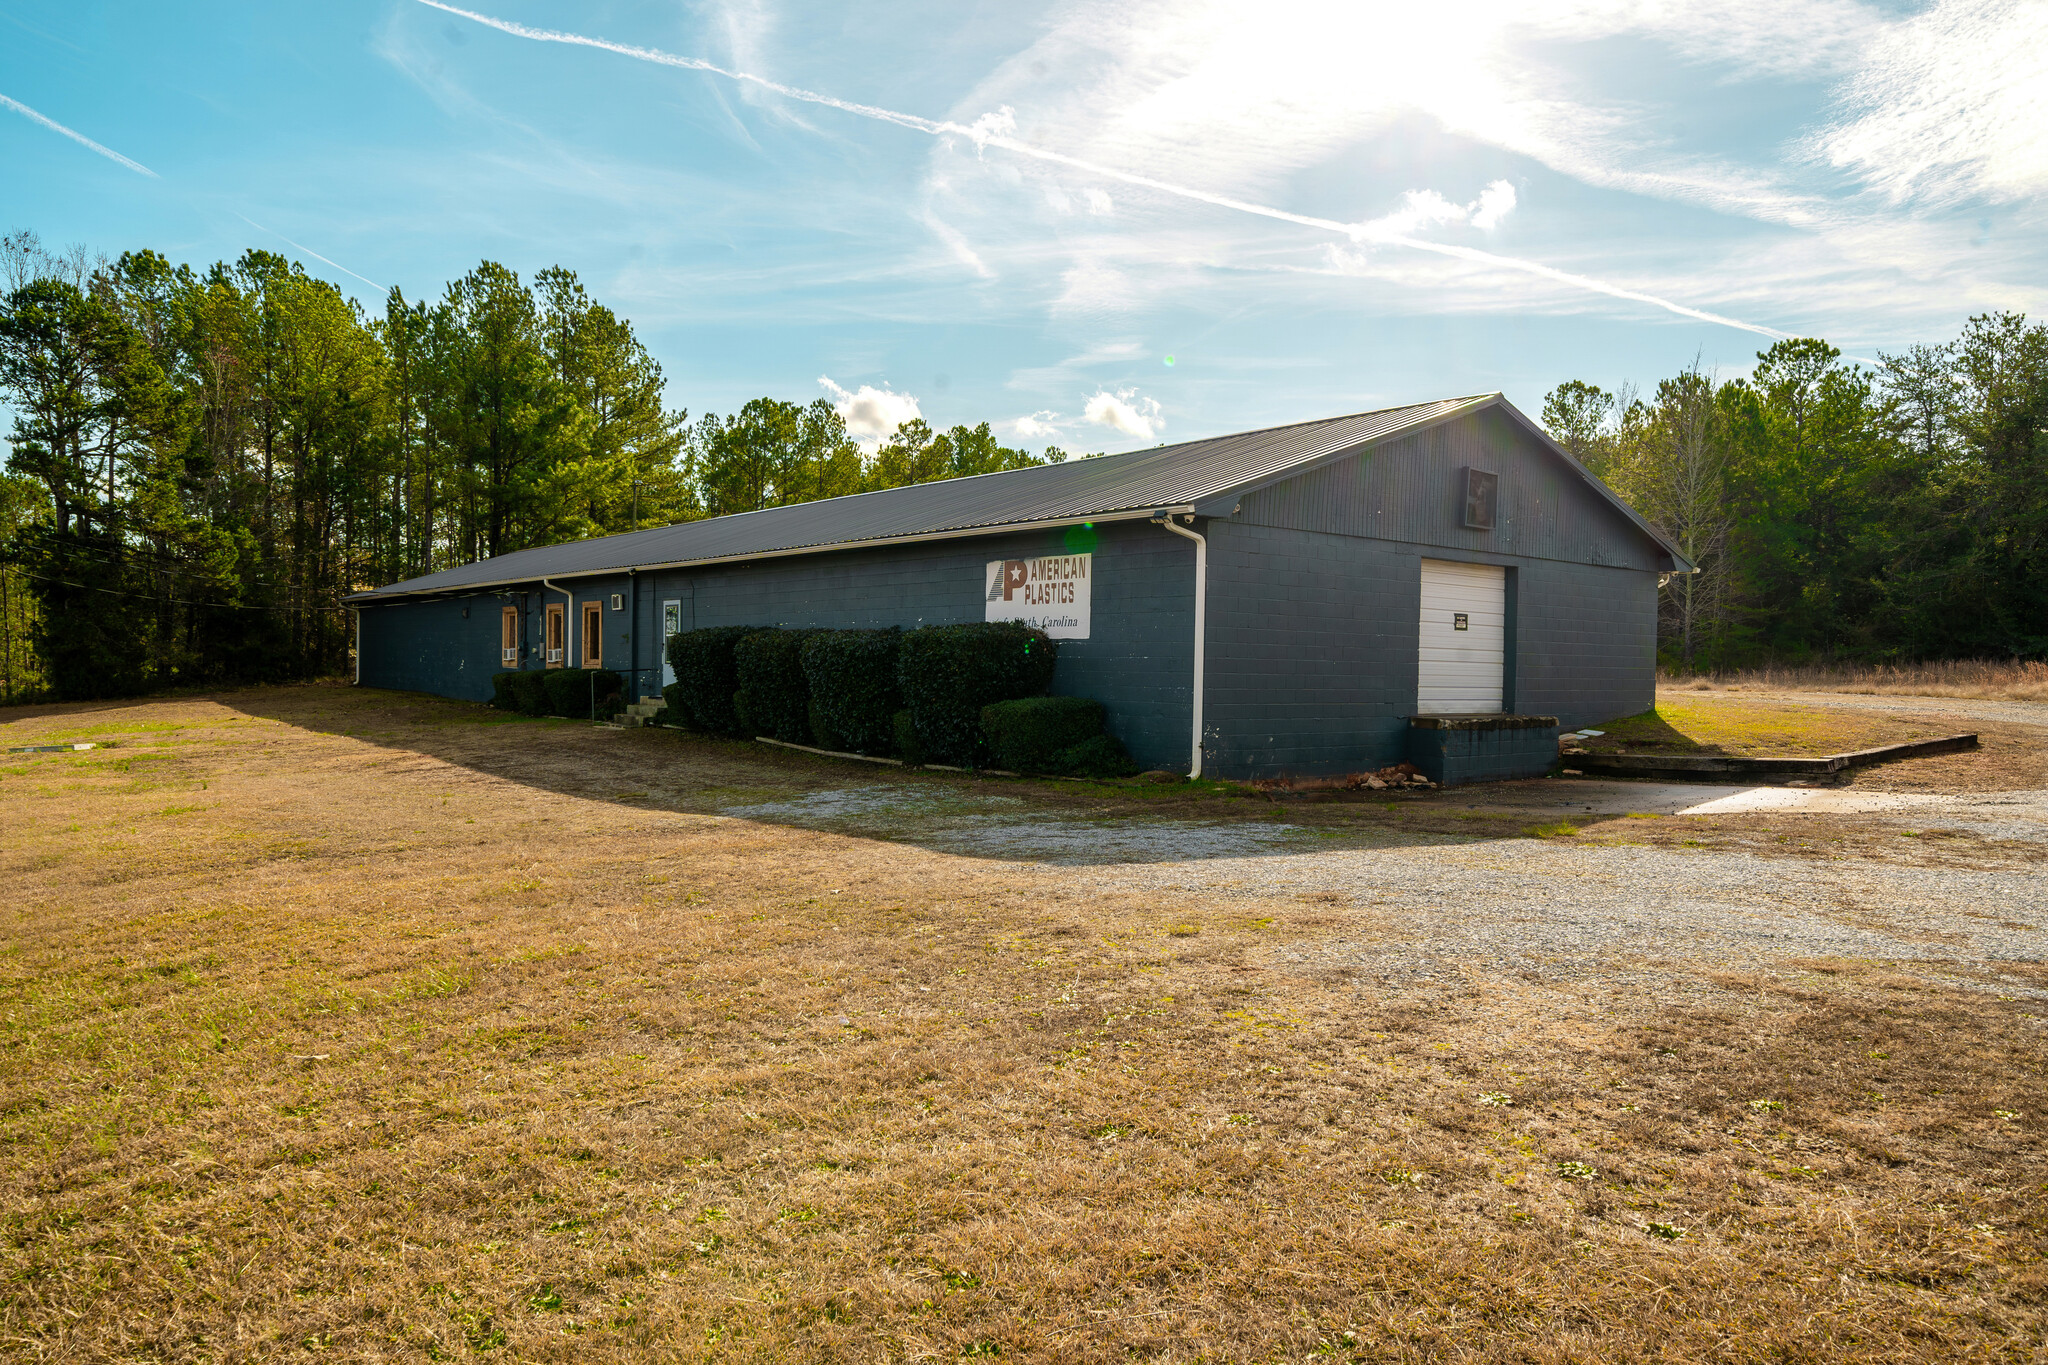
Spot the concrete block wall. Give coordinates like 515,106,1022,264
1201,525,1658,779
1510,559,1658,730
1203,520,1418,778
356,520,1202,772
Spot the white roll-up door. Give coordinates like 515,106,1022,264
1417,559,1506,714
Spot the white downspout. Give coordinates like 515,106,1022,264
1155,513,1206,779
541,577,574,668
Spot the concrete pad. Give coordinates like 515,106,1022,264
1674,787,1952,815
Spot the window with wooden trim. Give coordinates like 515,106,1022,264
501,606,519,666
581,602,603,669
545,603,565,667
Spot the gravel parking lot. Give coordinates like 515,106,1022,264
722,694,2048,991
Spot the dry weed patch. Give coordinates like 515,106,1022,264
1,686,2044,1361
1667,658,2048,703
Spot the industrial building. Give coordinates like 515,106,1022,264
345,394,1689,780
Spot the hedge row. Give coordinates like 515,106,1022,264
489,668,624,720
980,696,1138,778
659,622,1135,775
802,629,903,756
898,622,1056,765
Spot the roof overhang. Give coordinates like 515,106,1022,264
344,503,1197,604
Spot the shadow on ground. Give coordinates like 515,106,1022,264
3,684,1607,867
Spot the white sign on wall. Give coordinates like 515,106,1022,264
985,554,1091,639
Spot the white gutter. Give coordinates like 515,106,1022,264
1153,512,1207,780
541,576,574,669
346,505,1198,604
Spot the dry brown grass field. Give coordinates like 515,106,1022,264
2,685,2045,1362
1666,659,2048,703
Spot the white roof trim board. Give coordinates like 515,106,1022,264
347,394,1688,602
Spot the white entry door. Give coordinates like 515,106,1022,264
1417,559,1506,714
661,599,682,685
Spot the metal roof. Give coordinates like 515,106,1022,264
347,393,1682,601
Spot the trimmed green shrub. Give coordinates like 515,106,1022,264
648,707,672,728
1051,733,1140,779
507,670,549,717
661,683,688,728
892,709,925,766
897,622,1057,766
666,626,758,735
540,667,623,719
489,671,521,711
799,628,903,756
807,700,843,752
981,696,1111,774
734,628,815,743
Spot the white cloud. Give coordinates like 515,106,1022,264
963,105,1017,153
1083,388,1163,440
1013,411,1061,438
1083,187,1114,215
820,376,922,445
1353,180,1518,241
1814,0,2048,206
1469,179,1516,230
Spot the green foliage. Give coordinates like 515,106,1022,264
665,627,756,736
691,399,862,517
868,419,1059,489
1051,734,1141,778
0,231,690,693
896,622,1057,766
0,230,1088,699
505,670,549,716
733,628,815,743
538,667,622,719
489,671,520,710
891,709,924,766
807,699,842,752
980,696,1108,773
981,696,1140,777
661,683,686,727
799,628,903,756
1544,316,2048,667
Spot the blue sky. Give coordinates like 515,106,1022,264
4,0,2045,452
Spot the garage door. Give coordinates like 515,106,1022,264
1417,559,1506,714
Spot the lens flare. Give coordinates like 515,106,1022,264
1163,355,1176,367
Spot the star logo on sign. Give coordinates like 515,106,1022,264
1004,560,1030,598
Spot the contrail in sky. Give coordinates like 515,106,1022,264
237,214,388,293
0,91,158,178
417,0,1801,344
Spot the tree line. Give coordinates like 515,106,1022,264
0,231,1072,700
1543,318,2048,670
4,228,2043,703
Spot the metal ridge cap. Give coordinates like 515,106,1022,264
343,504,1194,601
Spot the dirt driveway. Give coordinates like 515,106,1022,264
3,683,2045,1362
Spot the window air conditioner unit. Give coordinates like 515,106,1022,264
502,647,518,665
547,648,563,664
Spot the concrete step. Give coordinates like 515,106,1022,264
616,698,666,729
